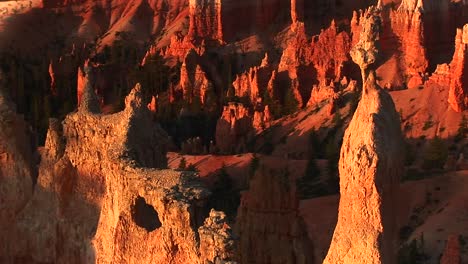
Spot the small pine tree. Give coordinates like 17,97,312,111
455,115,467,142
261,88,282,119
282,88,299,116
422,136,448,170
178,157,187,170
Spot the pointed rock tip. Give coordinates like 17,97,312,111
78,81,100,114
125,83,145,111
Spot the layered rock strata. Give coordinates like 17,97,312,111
324,8,404,264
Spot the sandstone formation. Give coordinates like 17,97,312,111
231,57,273,104
0,78,36,260
440,235,461,264
389,0,428,89
215,102,253,154
237,164,313,264
310,21,352,87
179,51,214,110
2,83,236,263
324,8,404,264
440,236,461,264
449,24,468,112
188,0,223,42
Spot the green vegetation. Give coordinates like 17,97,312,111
398,234,428,264
178,157,187,170
261,88,282,119
207,165,240,220
282,88,299,116
422,136,448,170
454,115,467,143
296,130,330,199
422,115,434,131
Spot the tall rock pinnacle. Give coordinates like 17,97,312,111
448,24,468,112
324,7,404,264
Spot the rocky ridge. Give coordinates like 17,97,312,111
0,81,236,263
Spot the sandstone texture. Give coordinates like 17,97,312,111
449,24,468,112
237,164,313,264
1,83,236,264
324,8,404,264
0,78,36,261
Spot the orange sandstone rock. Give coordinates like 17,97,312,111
324,8,404,264
448,24,468,112
4,84,236,263
440,235,461,264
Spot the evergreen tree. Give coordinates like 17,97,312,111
178,157,187,170
282,88,299,116
422,136,448,170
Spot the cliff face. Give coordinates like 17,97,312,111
324,8,404,264
2,83,236,263
188,0,223,42
449,24,468,112
0,85,36,260
389,0,428,88
237,164,313,264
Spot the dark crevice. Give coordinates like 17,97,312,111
131,196,161,232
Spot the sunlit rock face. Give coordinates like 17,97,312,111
449,24,468,112
188,0,223,42
1,84,236,263
324,7,404,264
388,0,428,89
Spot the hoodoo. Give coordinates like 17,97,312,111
324,7,404,264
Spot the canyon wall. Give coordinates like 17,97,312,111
449,24,468,112
1,83,236,263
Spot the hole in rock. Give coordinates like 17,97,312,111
131,196,161,232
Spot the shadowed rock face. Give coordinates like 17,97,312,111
0,76,36,261
1,84,236,264
236,164,314,264
324,7,404,264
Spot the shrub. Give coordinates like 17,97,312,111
422,136,448,170
178,157,187,170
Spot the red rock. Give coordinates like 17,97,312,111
324,8,404,264
237,163,313,264
448,24,468,112
7,84,235,263
0,85,35,258
440,235,461,264
179,51,214,109
187,0,223,42
147,95,157,113
48,61,57,96
310,20,352,86
389,0,428,88
215,102,253,154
